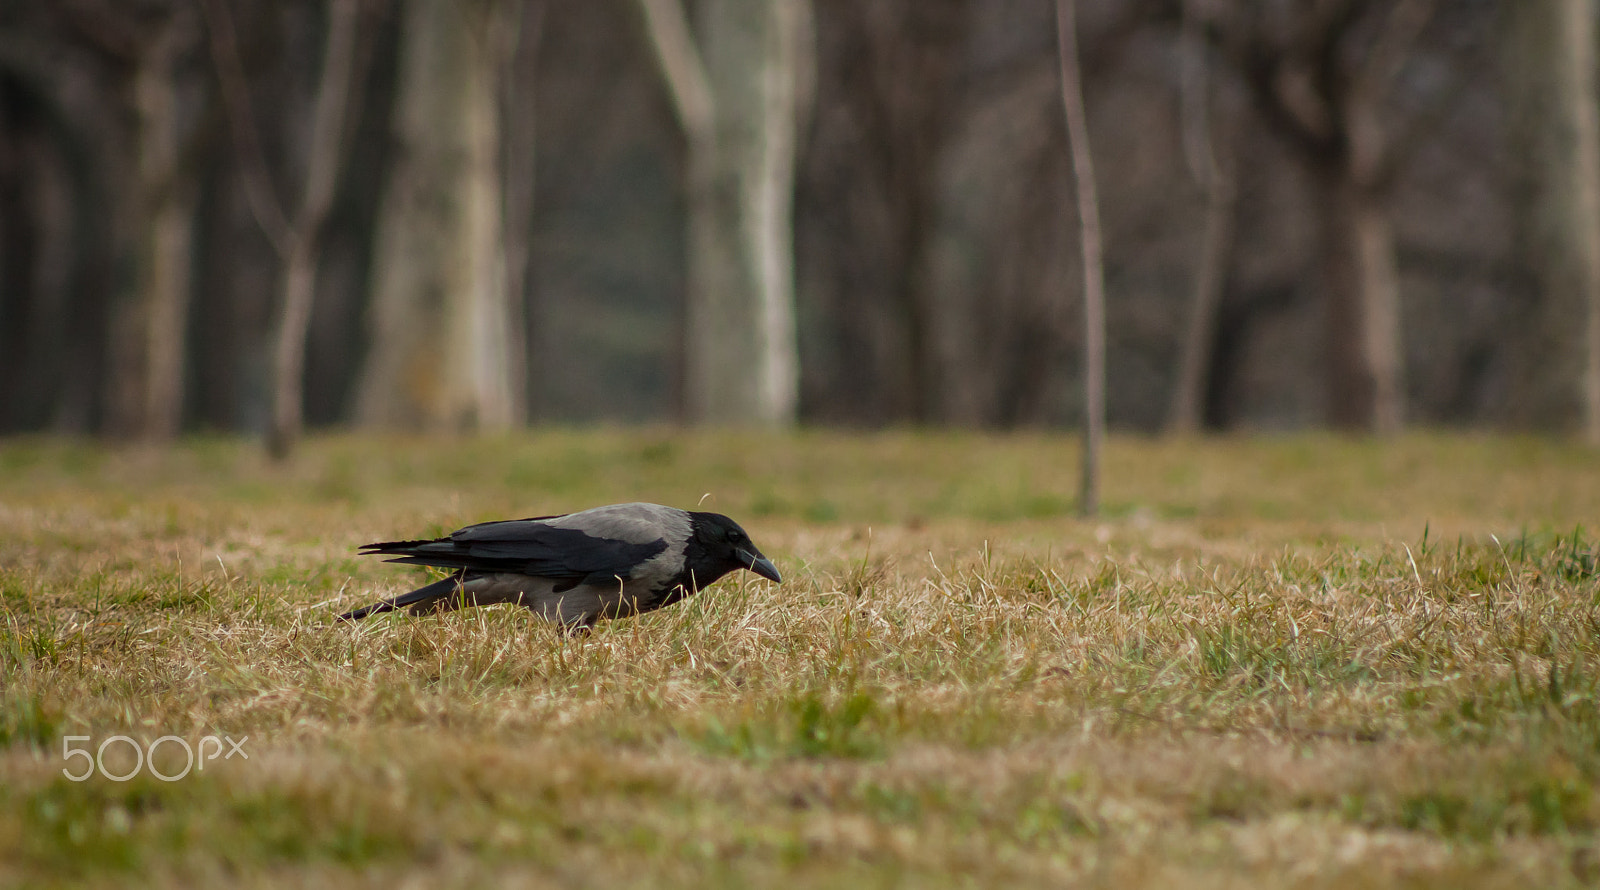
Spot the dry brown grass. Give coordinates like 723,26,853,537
2,431,1598,888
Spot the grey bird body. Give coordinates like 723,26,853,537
339,503,780,631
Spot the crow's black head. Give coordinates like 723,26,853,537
685,511,782,589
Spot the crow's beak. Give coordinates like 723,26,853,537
739,550,782,584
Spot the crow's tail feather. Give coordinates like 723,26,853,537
358,538,447,557
338,574,467,621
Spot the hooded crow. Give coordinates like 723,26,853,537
338,503,781,632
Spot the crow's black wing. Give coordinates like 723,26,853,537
360,517,667,584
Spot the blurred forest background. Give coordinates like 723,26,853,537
1,0,1597,447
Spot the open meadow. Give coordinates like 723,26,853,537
2,431,1599,888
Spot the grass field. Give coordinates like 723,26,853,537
2,430,1599,888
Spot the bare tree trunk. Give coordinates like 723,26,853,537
0,36,120,433
204,0,366,456
356,0,516,431
1321,173,1405,433
635,0,712,423
266,0,362,459
129,21,198,442
498,0,544,424
1168,175,1235,433
1201,0,1432,434
1506,0,1600,441
684,0,761,424
1055,0,1105,518
459,4,514,430
1167,6,1236,434
751,0,807,425
894,194,939,424
638,0,806,425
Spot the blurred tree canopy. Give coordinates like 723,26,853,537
0,0,1591,441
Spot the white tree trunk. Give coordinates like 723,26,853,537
357,0,516,431
459,17,515,430
749,0,805,425
639,0,806,425
1506,0,1600,440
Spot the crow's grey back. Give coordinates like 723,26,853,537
548,502,692,548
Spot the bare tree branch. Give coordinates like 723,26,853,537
1201,13,1334,160
1372,58,1472,191
1353,0,1436,104
636,0,714,142
266,0,363,459
56,0,143,65
198,0,291,256
293,1,359,237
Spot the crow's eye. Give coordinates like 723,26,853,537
728,530,744,543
